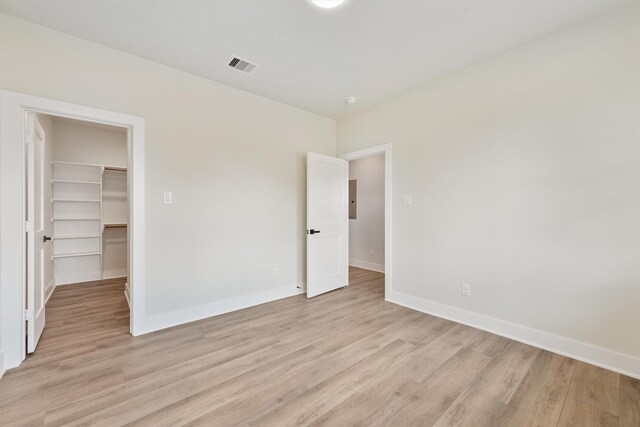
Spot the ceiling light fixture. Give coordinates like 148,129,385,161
310,0,345,9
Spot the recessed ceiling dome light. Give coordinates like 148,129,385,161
310,0,345,9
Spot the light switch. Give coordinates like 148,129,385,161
163,192,172,204
402,194,412,206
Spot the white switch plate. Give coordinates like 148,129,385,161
163,192,172,204
402,194,413,206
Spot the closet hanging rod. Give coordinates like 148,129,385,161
103,166,127,172
103,223,128,229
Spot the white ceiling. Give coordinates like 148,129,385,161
0,0,633,118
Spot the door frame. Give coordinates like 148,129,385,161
0,90,146,369
339,143,392,298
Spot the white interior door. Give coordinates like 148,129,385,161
307,152,348,298
26,113,47,352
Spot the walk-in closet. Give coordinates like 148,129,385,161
41,115,130,304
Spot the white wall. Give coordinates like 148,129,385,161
53,118,127,167
0,13,335,330
349,155,385,272
338,3,640,367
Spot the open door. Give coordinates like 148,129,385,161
306,152,348,298
26,113,47,352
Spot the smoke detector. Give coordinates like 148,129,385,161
228,57,256,74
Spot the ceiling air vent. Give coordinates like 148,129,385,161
228,57,256,74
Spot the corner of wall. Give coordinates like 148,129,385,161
349,259,385,273
135,283,305,336
44,279,56,305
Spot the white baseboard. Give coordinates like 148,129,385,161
55,271,101,286
349,259,385,273
136,284,305,336
103,269,128,280
0,351,5,380
387,290,640,380
44,279,56,304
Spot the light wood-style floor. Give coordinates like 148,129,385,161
1,268,639,426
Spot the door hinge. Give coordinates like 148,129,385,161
25,308,33,322
25,220,34,233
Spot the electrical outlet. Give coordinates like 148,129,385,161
273,267,279,278
462,284,471,297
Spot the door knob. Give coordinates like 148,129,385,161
43,235,52,242
308,229,321,235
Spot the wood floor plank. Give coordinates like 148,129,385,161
125,345,324,427
44,336,292,425
557,398,619,427
0,268,636,426
241,339,418,426
367,349,494,426
497,350,576,426
432,387,509,427
566,361,620,416
306,363,419,427
619,376,640,426
469,339,541,404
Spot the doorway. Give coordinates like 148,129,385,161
0,90,146,370
305,144,392,300
347,154,385,273
346,153,386,297
25,113,130,353
340,144,392,298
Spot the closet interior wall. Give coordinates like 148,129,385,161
48,116,128,292
348,154,385,273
